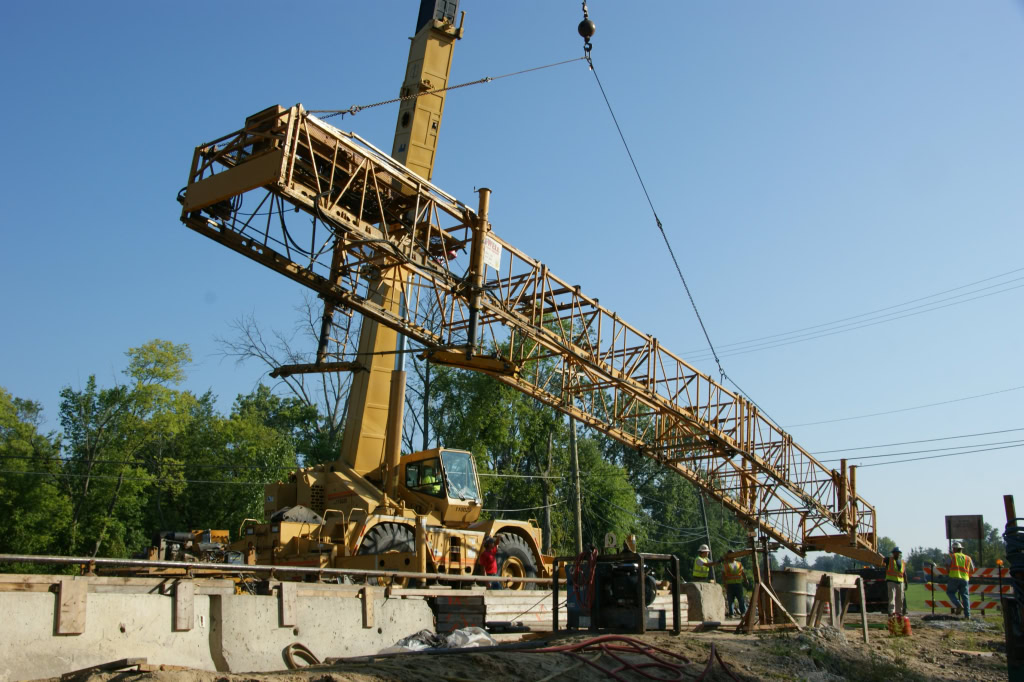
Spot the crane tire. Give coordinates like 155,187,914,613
358,522,415,586
496,532,539,591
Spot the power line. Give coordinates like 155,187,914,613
0,455,300,470
685,279,1024,363
586,54,779,424
789,383,1024,428
484,501,562,513
683,266,1024,358
0,469,269,485
852,441,1024,469
812,426,1024,455
819,437,1024,464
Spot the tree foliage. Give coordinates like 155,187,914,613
1,340,304,561
0,389,68,567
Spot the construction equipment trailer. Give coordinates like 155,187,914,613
177,0,884,588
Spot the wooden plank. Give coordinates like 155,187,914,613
827,577,837,628
88,584,234,596
438,605,487,614
761,583,803,631
60,657,147,681
0,574,235,592
279,581,297,628
58,577,87,635
0,574,59,586
361,586,375,629
294,586,364,598
388,587,487,598
858,578,869,644
743,584,761,634
0,582,52,593
829,575,860,589
174,580,194,631
435,595,486,606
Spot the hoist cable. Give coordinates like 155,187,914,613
585,55,780,425
311,57,586,120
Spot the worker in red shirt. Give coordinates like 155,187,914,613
478,536,502,590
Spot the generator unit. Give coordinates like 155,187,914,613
553,551,681,634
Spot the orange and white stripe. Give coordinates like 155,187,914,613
923,566,1009,578
925,600,1000,610
924,583,1012,594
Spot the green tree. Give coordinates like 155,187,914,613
58,340,199,557
958,522,1006,567
0,388,69,568
574,434,638,551
877,535,897,556
907,546,947,575
174,396,298,535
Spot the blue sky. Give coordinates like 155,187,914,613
1,1,1021,553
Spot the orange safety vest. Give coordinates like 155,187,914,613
885,557,905,582
948,552,971,581
723,561,744,585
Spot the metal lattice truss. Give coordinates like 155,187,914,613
179,104,880,563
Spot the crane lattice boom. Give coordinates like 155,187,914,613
179,104,881,564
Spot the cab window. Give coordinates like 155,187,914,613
405,458,444,498
440,450,481,502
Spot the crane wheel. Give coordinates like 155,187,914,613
496,532,539,591
358,522,415,587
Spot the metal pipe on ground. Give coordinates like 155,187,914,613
0,554,557,587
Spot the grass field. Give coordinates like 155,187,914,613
906,583,932,612
906,582,1003,620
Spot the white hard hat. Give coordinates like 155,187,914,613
699,544,710,552
952,541,963,550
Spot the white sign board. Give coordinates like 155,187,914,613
483,235,502,270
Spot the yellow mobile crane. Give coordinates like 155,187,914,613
178,1,884,583
194,1,550,586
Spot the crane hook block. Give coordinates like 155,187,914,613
578,18,596,40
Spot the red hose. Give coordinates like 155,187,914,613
533,635,740,682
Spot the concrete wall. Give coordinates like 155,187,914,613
0,576,434,681
213,591,434,672
0,591,215,681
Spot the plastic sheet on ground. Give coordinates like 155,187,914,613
378,626,498,654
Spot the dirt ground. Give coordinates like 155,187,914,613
62,612,1010,682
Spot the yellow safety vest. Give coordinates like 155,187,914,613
422,474,441,495
723,561,744,585
885,558,905,582
948,552,971,581
692,556,710,579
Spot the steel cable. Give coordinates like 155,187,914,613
311,57,586,120
585,55,780,425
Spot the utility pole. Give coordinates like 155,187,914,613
698,492,716,582
569,417,583,554
542,431,553,554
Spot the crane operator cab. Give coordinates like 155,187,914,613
399,448,482,525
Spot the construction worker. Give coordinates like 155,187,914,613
478,536,501,590
722,557,747,618
946,541,975,618
692,544,712,582
884,546,908,619
421,464,442,497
